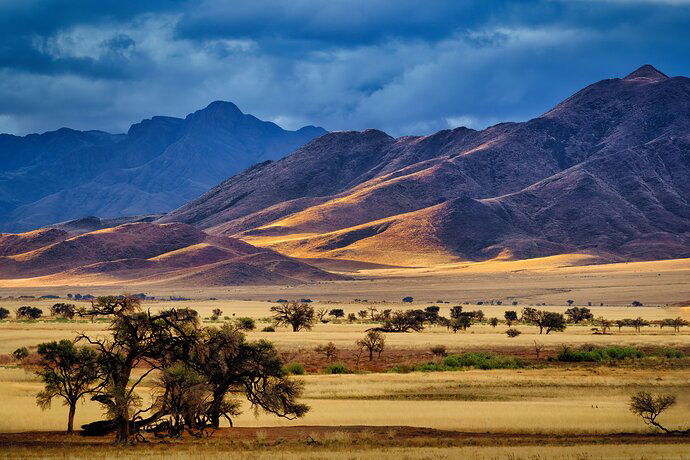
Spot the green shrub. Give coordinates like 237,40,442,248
646,348,684,359
235,317,256,331
261,326,275,332
557,345,644,362
393,352,523,373
443,352,523,370
285,362,305,375
325,362,351,374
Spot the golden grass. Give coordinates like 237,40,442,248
2,366,688,435
0,298,687,354
1,442,689,459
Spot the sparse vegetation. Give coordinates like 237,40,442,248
35,340,100,433
315,342,339,361
505,328,521,338
16,306,43,320
629,391,689,435
271,302,315,332
356,331,385,361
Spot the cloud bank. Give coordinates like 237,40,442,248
1,0,689,136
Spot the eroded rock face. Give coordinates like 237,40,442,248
161,65,690,263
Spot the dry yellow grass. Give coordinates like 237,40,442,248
2,365,688,435
0,297,687,354
1,444,688,459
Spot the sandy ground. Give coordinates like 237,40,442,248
0,255,688,306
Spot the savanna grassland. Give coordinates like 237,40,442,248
0,262,689,459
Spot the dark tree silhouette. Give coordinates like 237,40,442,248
188,325,309,429
35,340,101,433
271,302,315,332
565,307,593,323
356,331,385,360
629,391,689,435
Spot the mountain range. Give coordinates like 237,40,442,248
160,65,690,266
1,65,689,286
0,102,325,232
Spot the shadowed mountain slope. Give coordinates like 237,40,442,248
0,222,343,286
0,102,325,232
160,65,690,265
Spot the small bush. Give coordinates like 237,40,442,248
506,328,521,337
430,345,448,357
443,352,523,370
285,362,305,375
648,348,684,359
12,347,29,361
557,345,644,362
261,326,275,332
235,317,256,330
325,362,351,374
393,352,523,372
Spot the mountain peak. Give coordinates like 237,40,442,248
623,64,669,81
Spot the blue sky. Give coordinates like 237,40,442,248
1,0,689,136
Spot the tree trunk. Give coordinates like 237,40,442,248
67,402,76,434
210,388,225,429
368,349,373,361
115,416,130,443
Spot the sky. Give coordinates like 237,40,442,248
1,0,690,137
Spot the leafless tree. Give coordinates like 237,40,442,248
629,392,689,435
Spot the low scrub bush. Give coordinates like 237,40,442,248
325,362,351,374
261,326,275,332
505,328,521,337
285,362,305,375
443,352,523,370
647,347,685,359
557,345,644,362
392,352,523,372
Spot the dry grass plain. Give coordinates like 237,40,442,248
0,258,689,458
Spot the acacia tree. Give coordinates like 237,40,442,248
537,311,566,334
565,307,593,323
35,340,101,433
672,317,689,332
188,324,309,429
629,391,689,435
595,317,612,334
77,296,198,443
270,302,315,332
315,308,329,322
50,303,76,319
356,331,385,361
16,306,42,320
504,310,518,325
630,317,650,332
378,310,425,332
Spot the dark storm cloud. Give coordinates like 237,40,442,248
0,0,689,136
